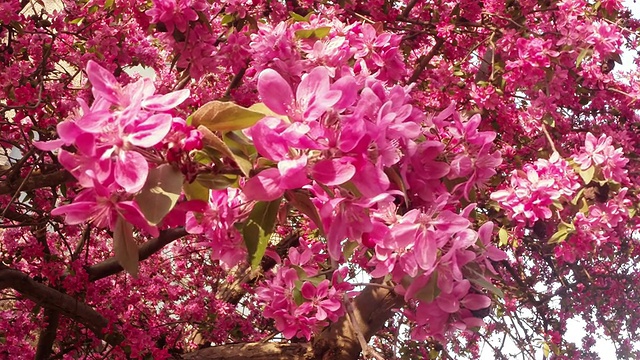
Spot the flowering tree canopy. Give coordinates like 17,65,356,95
1,0,640,359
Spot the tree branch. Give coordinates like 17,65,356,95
312,279,403,360
0,170,73,195
35,308,60,360
87,227,189,282
0,265,120,345
181,342,313,360
407,37,445,84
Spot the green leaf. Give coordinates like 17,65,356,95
415,272,439,303
69,17,84,25
198,127,254,177
294,27,331,39
183,180,209,202
548,221,575,244
291,265,308,279
113,216,139,278
196,173,238,189
248,102,288,121
199,127,236,158
290,11,312,22
135,164,184,225
342,240,359,260
464,265,504,298
548,227,568,244
579,165,595,185
292,287,305,305
242,198,282,269
571,188,585,206
498,227,509,247
223,132,255,177
192,150,213,165
294,29,315,39
192,100,265,132
221,14,235,25
543,342,550,358
104,0,114,9
285,190,324,235
313,27,331,39
576,47,591,68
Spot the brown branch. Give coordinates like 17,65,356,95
87,227,188,282
222,65,248,100
0,170,73,195
312,278,403,360
35,308,60,360
407,37,445,84
0,265,120,345
400,0,419,18
181,342,313,360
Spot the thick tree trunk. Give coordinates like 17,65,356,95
182,343,313,360
311,280,402,359
2,250,401,360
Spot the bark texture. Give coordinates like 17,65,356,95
312,280,403,359
182,343,314,360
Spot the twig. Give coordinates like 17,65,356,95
407,37,445,84
87,227,189,281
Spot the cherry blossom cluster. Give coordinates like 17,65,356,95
34,61,196,234
573,132,629,183
2,0,640,358
238,16,507,338
256,239,352,340
184,188,247,269
491,152,580,226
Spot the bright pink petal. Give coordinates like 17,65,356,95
257,69,294,115
248,117,290,161
434,211,470,233
331,75,359,110
57,120,82,144
312,158,356,186
58,150,96,188
75,110,112,133
115,150,149,193
436,294,460,313
242,168,284,201
142,89,190,111
128,113,173,148
462,294,492,310
415,230,437,272
304,90,342,122
478,222,494,245
86,60,121,104
301,282,316,299
297,67,331,104
117,201,159,237
51,202,96,224
326,213,347,260
34,139,65,151
278,156,309,189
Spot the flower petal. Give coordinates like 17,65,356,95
257,69,294,115
115,150,149,193
312,158,356,186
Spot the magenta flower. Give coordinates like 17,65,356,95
298,280,343,321
242,155,309,201
146,0,205,33
51,183,158,236
257,66,343,122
